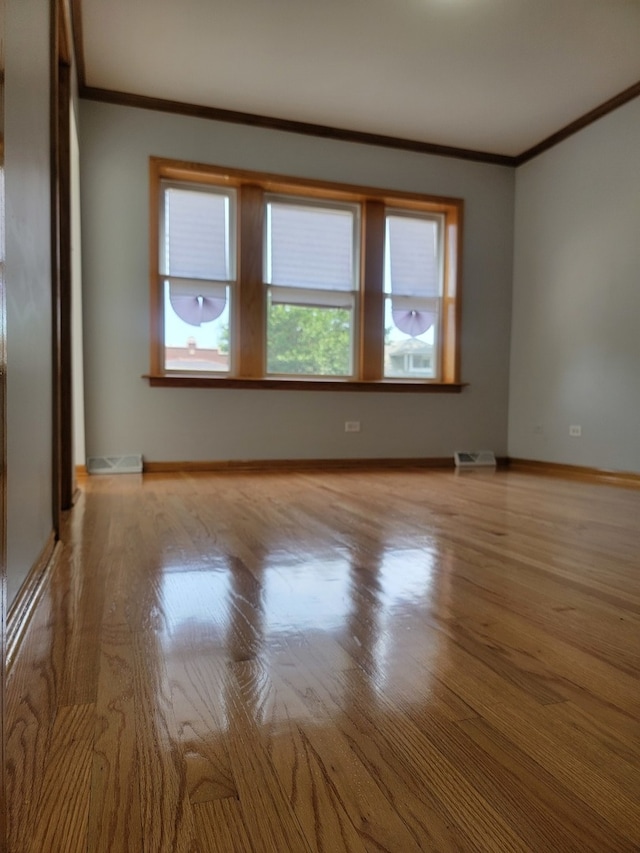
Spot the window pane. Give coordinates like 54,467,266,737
267,302,353,376
164,281,230,372
266,200,356,291
384,213,442,371
385,214,441,298
163,187,234,280
384,298,437,379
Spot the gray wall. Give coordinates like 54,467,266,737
79,101,514,463
509,98,640,473
5,0,54,605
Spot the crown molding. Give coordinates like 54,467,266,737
79,85,517,167
515,79,640,165
71,0,640,168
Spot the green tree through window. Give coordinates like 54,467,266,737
219,307,352,375
267,304,351,375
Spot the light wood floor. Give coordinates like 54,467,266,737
5,469,640,852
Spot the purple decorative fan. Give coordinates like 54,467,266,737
392,308,434,337
170,293,226,327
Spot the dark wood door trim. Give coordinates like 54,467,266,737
0,0,7,844
51,0,74,522
58,60,73,511
50,0,62,535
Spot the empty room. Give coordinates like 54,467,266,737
2,1,639,851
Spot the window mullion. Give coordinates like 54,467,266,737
236,184,265,378
360,200,385,381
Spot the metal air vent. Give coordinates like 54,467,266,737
87,454,143,474
454,450,496,468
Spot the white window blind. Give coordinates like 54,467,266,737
266,200,356,303
161,185,234,326
163,186,232,280
385,214,442,337
386,215,440,297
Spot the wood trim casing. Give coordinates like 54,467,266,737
148,160,162,375
360,200,385,381
80,86,516,167
83,454,638,483
442,206,463,384
142,456,509,475
144,375,466,393
236,184,265,378
58,59,74,510
0,0,6,842
149,159,464,390
508,458,640,489
58,0,73,66
152,158,465,211
51,0,63,537
78,82,640,168
70,0,86,87
6,532,60,672
515,80,640,165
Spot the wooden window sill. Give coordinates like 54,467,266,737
144,374,467,392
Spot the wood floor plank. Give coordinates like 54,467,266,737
203,658,315,853
132,629,198,853
458,715,637,853
193,799,253,853
231,659,373,853
430,549,640,676
295,722,424,853
477,698,640,843
29,703,95,853
55,496,111,706
450,607,640,718
167,652,238,804
284,638,532,852
6,716,52,853
6,581,62,852
88,622,142,853
5,468,640,851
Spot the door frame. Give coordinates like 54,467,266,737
0,0,7,844
51,0,74,533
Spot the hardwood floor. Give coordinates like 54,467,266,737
5,469,640,852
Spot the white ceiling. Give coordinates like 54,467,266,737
79,0,640,157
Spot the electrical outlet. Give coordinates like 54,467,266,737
345,421,361,433
569,425,582,437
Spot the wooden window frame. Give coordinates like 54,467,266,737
148,157,465,392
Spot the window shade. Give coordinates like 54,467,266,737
386,215,441,336
266,201,355,291
269,285,353,309
386,216,440,297
167,279,226,327
163,187,232,280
